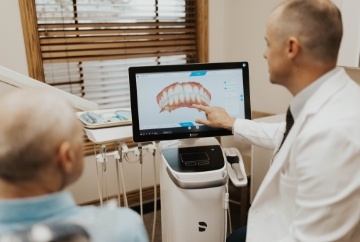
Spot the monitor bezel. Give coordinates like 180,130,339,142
128,62,251,142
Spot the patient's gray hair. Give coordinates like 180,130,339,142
0,89,80,182
276,0,342,65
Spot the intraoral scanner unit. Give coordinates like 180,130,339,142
129,62,251,242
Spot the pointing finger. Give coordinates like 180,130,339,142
193,104,210,112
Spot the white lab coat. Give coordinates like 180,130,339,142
234,68,360,242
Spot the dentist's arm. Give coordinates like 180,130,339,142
192,104,235,130
193,104,284,149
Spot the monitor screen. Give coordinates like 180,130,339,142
128,62,251,142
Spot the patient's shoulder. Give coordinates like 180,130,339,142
73,203,148,242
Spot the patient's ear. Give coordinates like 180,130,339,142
56,141,75,174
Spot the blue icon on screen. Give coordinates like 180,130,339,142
179,122,194,127
190,71,207,76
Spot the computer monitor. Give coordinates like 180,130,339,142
128,62,251,143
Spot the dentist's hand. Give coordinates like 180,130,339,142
193,104,235,131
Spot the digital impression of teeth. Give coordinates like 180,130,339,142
156,81,212,113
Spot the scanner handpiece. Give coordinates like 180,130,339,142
225,149,244,180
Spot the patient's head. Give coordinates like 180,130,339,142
0,88,84,197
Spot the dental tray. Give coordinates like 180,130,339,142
76,109,132,129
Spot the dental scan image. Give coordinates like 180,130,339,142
156,81,212,113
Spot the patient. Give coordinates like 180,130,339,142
0,89,149,242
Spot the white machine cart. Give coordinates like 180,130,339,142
159,137,229,242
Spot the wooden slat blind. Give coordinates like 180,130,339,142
36,0,198,64
19,0,208,155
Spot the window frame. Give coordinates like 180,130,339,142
18,0,208,155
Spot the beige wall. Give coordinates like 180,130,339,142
0,1,28,76
209,0,292,115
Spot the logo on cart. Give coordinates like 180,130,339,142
198,221,207,232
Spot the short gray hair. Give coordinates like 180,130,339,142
0,89,81,182
277,0,342,64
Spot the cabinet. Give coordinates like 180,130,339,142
333,0,360,68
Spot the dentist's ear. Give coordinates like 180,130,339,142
287,36,300,60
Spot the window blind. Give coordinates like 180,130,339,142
35,0,199,108
19,0,208,155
